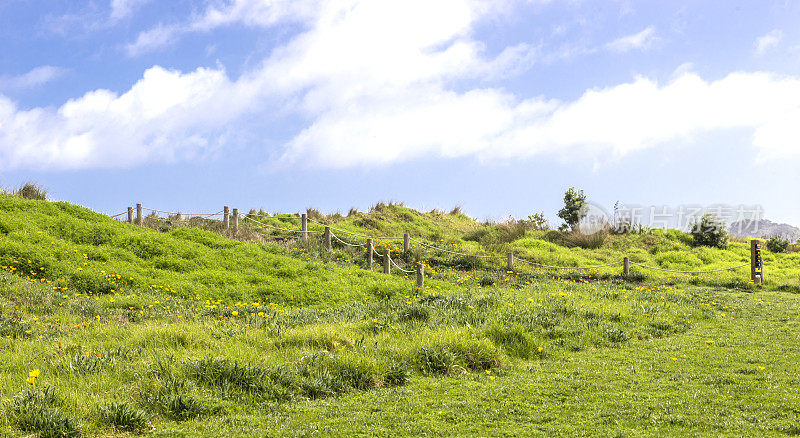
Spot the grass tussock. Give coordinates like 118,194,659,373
96,401,149,433
15,181,48,201
7,386,81,438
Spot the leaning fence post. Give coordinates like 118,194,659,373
127,207,133,224
232,208,239,235
136,203,143,226
367,238,374,269
623,257,630,276
324,226,331,250
224,206,230,231
383,248,391,274
751,239,763,284
416,263,424,289
404,233,410,254
507,252,514,271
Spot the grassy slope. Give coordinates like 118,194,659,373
250,204,799,290
1,196,800,436
0,195,432,305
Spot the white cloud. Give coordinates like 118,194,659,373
605,26,657,53
110,0,151,22
126,0,317,55
4,1,800,172
755,29,782,54
126,24,181,56
280,71,800,168
0,66,65,90
0,65,264,170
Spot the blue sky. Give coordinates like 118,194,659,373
1,0,799,228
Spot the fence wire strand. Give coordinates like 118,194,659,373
514,257,623,270
330,232,367,247
629,262,749,274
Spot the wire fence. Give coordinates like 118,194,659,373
112,204,762,287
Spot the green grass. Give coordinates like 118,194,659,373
2,194,800,436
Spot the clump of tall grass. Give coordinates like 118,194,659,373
141,392,215,421
7,386,81,437
0,311,34,339
14,181,48,200
416,339,501,376
96,401,149,433
562,229,608,249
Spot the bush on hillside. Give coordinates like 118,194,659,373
557,187,586,231
15,181,47,200
765,236,790,253
689,214,728,249
562,229,608,249
463,213,549,245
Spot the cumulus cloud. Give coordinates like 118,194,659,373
755,29,782,54
0,65,264,170
605,26,657,53
0,66,65,90
281,71,800,167
3,1,800,172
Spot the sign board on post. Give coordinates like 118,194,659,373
751,239,763,284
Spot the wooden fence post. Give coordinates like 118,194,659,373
223,206,230,231
623,257,630,276
751,239,763,284
404,233,410,254
383,248,391,274
324,226,331,250
232,208,239,234
136,203,143,226
416,263,424,289
301,213,308,243
507,252,514,271
127,207,133,224
367,238,374,269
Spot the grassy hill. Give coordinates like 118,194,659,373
1,194,800,436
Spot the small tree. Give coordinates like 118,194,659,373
689,214,728,248
557,188,587,232
765,235,790,253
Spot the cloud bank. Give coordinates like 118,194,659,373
1,0,799,171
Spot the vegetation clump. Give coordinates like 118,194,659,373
690,214,729,249
557,187,587,231
765,235,790,253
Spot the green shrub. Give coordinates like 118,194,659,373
690,214,728,249
765,236,790,253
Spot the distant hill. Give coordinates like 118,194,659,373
728,219,800,241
